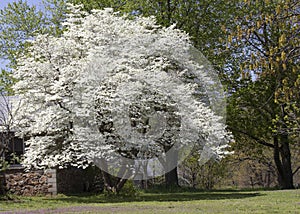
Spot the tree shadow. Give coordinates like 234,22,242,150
46,190,263,204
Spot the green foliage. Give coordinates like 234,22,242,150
0,0,45,67
181,152,230,190
0,153,22,173
227,0,300,137
0,0,66,92
0,69,16,94
68,0,126,12
0,159,9,172
225,0,299,189
103,180,140,198
42,0,67,36
118,180,140,197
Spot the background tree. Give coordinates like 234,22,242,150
226,0,299,189
0,0,66,93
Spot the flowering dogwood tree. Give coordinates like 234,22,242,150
13,4,232,192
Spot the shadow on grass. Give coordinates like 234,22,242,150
46,190,263,204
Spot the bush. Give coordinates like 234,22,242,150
104,180,140,198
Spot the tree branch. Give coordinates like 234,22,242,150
230,127,274,148
246,37,269,58
293,166,300,176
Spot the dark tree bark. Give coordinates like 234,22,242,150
0,172,6,196
165,167,179,187
273,136,294,189
164,147,179,187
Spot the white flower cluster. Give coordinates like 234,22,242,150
13,4,232,177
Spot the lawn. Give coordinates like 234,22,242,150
0,189,299,213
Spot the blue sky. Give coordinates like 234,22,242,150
0,0,41,9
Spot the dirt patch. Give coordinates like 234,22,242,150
0,205,167,214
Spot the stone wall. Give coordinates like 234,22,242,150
46,169,57,195
4,167,56,196
3,166,103,196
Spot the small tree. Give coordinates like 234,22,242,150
180,151,230,189
13,5,232,193
0,93,20,195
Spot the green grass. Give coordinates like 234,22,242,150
0,189,299,213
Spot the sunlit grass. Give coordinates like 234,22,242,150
0,189,299,213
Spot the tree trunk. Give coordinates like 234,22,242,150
0,172,5,195
164,147,179,187
273,136,294,189
95,158,130,194
101,169,129,194
165,167,179,187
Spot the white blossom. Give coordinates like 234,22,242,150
13,5,232,178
